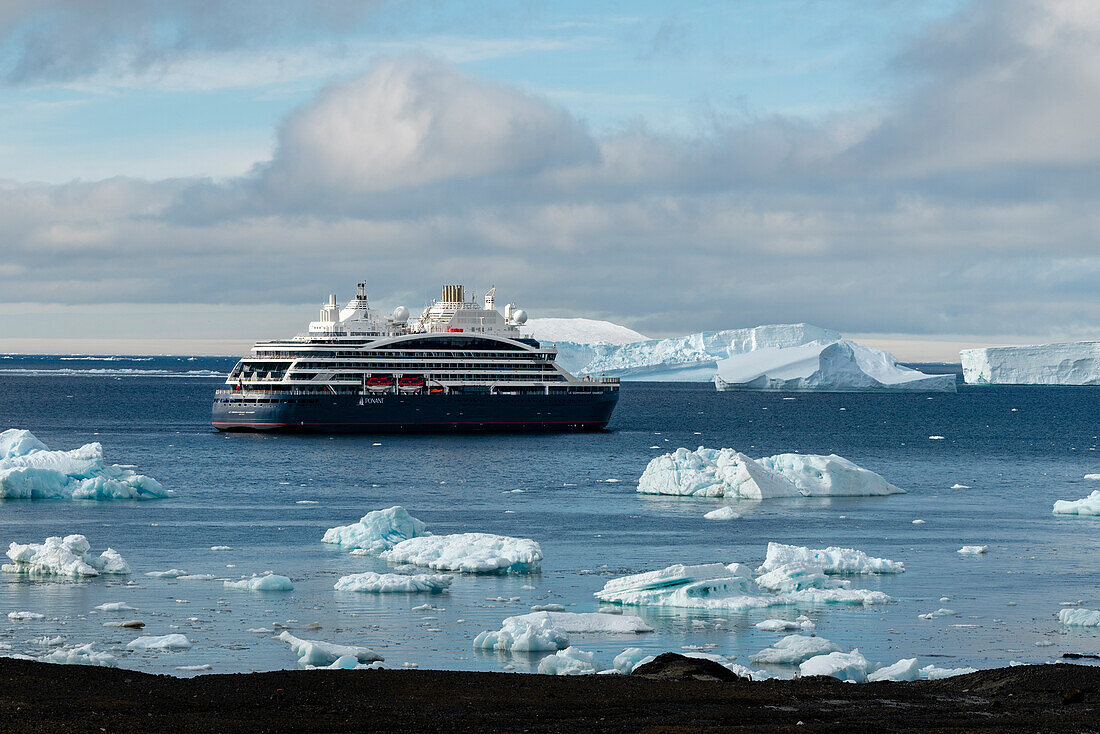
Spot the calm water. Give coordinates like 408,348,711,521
1,356,1098,676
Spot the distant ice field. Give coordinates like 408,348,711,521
1,361,1098,677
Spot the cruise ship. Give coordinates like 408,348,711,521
211,284,619,432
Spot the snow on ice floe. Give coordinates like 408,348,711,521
957,545,988,554
1059,608,1100,627
42,644,118,667
474,615,570,653
1053,491,1100,516
3,534,131,578
714,337,955,393
277,631,382,667
755,616,815,632
799,649,870,682
223,573,293,591
595,546,898,612
507,611,653,635
537,646,599,675
750,635,839,665
127,634,192,651
8,611,45,620
0,428,172,500
637,447,903,500
918,608,957,620
322,506,429,554
704,506,740,520
381,533,542,574
961,342,1100,385
333,572,453,594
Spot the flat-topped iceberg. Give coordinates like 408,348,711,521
961,342,1100,385
3,535,131,578
381,533,542,574
637,447,904,500
1059,608,1100,627
523,318,649,346
505,611,653,635
322,506,429,554
334,572,452,593
714,339,955,393
277,631,382,667
0,429,171,500
1053,491,1100,516
537,646,599,675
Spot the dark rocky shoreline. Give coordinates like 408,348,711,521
2,654,1099,733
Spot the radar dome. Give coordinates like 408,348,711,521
392,306,410,323
512,309,528,324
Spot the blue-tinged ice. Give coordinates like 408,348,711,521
321,506,429,554
0,429,172,500
1059,608,1100,626
333,572,453,593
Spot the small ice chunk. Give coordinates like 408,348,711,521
505,611,653,635
175,664,212,671
381,533,542,574
94,602,135,612
613,647,651,674
42,643,118,667
755,617,815,632
919,664,977,679
127,634,192,651
798,649,869,682
867,657,920,682
1085,474,1100,481
224,573,293,591
957,545,988,554
473,615,569,653
321,506,429,554
8,611,45,620
1053,491,1100,516
537,646,598,675
928,435,945,440
210,546,233,551
750,635,840,665
704,506,740,521
3,534,131,578
1059,608,1100,627
757,543,904,575
918,608,957,619
277,631,382,667
912,519,925,525
333,572,452,594
145,569,190,578
951,484,971,489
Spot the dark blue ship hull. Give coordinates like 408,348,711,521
212,389,619,433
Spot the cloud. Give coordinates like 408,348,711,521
1,0,1098,344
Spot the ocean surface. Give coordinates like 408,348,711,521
1,354,1099,677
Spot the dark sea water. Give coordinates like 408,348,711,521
1,355,1098,676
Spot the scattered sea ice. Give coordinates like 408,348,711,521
94,602,135,612
918,608,957,619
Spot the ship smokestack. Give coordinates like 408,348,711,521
442,285,465,303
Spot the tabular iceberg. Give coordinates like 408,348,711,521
333,572,453,593
321,506,429,554
961,342,1100,385
381,533,542,574
637,447,904,500
3,534,132,578
714,339,956,392
0,428,172,500
523,318,649,345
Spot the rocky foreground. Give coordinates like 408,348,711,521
2,653,1099,732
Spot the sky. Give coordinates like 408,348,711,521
0,0,1097,359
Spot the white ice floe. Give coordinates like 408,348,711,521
867,657,921,682
333,572,452,593
920,664,978,679
613,647,651,674
127,634,192,651
381,533,542,574
321,506,429,554
277,631,383,667
0,428,172,500
176,664,212,672
755,616,815,632
1086,474,1100,481
8,611,45,620
505,611,653,635
223,573,293,591
757,543,905,575
704,506,740,520
145,568,190,578
3,534,131,578
1053,491,1100,516
961,342,1100,386
750,635,839,665
1059,608,1100,626
94,602,135,612
637,447,903,500
957,545,988,555
799,649,870,682
537,646,599,675
918,608,957,619
473,615,569,653
42,643,118,667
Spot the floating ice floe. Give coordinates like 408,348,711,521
595,545,898,612
473,615,570,653
8,611,45,620
145,569,189,578
0,429,172,500
381,533,542,574
755,616,815,632
1059,608,1100,627
278,631,382,667
176,664,212,672
94,602,135,612
42,643,118,667
224,573,293,591
3,534,131,578
918,608,957,619
637,447,903,500
537,646,599,675
613,647,651,674
704,506,740,520
1053,491,1100,516
333,572,452,593
1086,474,1100,481
957,545,988,555
127,634,192,651
531,603,565,612
322,506,429,554
799,649,870,682
750,635,840,665
505,611,652,635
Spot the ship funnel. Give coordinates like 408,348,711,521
441,285,465,303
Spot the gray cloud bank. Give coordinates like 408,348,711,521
1,0,1098,340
